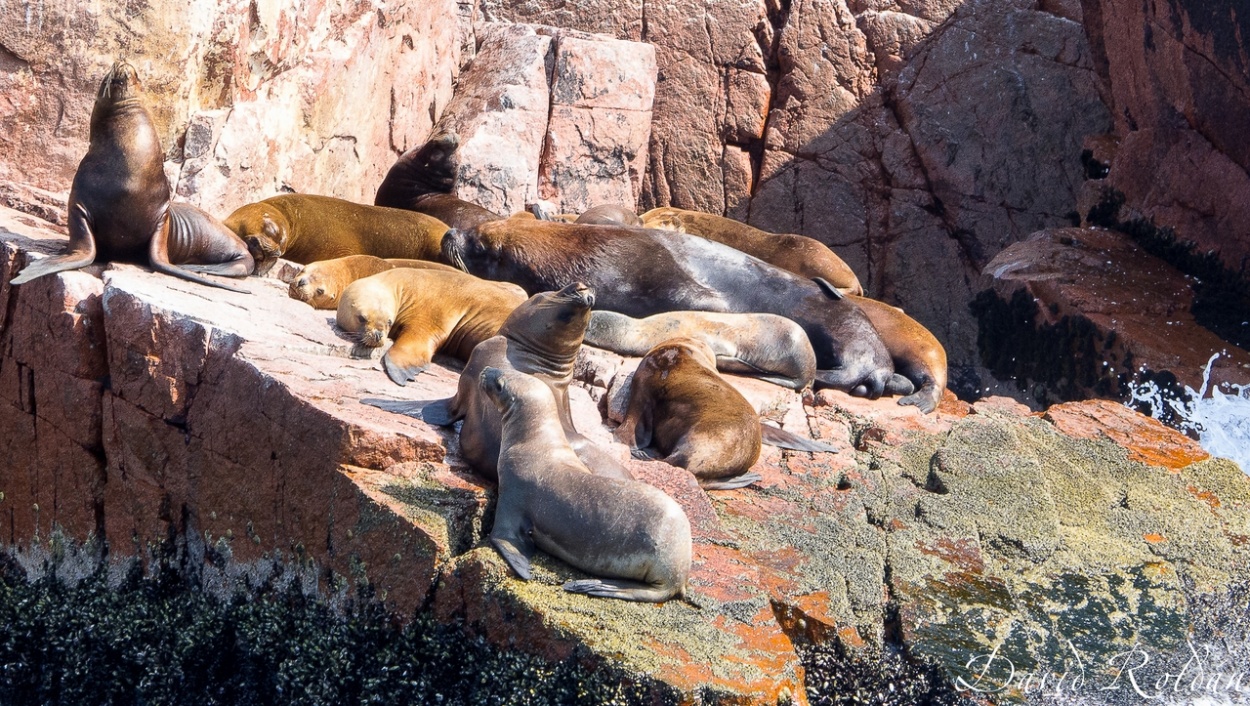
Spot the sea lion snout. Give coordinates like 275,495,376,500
99,60,140,99
556,281,595,308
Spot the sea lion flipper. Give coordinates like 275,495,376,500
416,397,459,426
884,373,915,397
362,396,461,424
562,579,675,603
759,424,838,453
148,220,250,294
568,436,634,480
179,259,253,277
10,203,98,285
381,343,432,386
898,384,940,414
630,446,660,461
490,529,535,580
813,277,844,300
700,473,763,490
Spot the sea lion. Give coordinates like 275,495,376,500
223,194,448,276
585,310,816,390
336,268,526,385
373,133,504,230
164,203,255,277
290,255,523,309
10,61,249,293
442,219,905,398
367,282,633,481
576,204,643,227
641,206,863,296
616,338,837,490
481,366,691,602
851,295,948,414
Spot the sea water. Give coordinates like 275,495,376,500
1128,353,1250,476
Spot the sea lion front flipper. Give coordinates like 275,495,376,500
563,579,675,603
362,396,461,425
760,424,838,453
381,335,436,386
715,355,806,390
490,515,536,580
568,435,634,480
898,384,940,415
9,202,98,285
700,473,763,491
630,446,661,461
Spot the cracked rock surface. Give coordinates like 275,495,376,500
4,211,1249,704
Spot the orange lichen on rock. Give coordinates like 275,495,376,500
1042,399,1210,470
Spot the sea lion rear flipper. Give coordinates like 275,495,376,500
885,373,915,397
898,384,940,415
630,446,661,461
10,203,98,285
760,424,838,453
700,473,763,490
715,356,806,390
179,259,253,277
563,579,676,603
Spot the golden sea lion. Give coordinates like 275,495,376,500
290,255,522,309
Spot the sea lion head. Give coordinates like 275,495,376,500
648,337,718,371
336,277,396,348
441,227,485,275
290,263,336,308
479,366,554,416
97,60,141,102
498,282,595,363
224,206,290,275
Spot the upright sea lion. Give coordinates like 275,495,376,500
10,61,249,293
442,219,904,398
585,310,816,390
367,283,633,481
641,207,863,296
336,268,526,385
290,255,523,309
223,194,448,276
481,366,691,602
617,338,837,490
851,295,948,414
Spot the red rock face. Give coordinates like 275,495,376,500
1081,0,1250,273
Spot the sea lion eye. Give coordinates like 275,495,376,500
315,287,325,296
357,314,368,324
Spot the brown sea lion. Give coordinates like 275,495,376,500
851,295,948,414
576,204,643,226
616,338,837,490
442,219,908,398
223,194,448,276
406,193,503,231
585,310,816,390
10,61,249,293
641,206,863,296
481,366,691,602
366,283,633,481
290,255,524,310
336,268,526,385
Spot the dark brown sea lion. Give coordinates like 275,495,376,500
585,310,816,390
641,207,863,296
617,338,837,490
164,203,255,277
481,366,691,602
336,268,526,385
223,194,448,276
442,219,906,398
851,295,948,414
290,255,523,309
10,61,249,293
366,283,633,481
373,133,505,230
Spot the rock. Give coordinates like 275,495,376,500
0,0,461,219
4,213,1250,701
1081,0,1250,274
413,23,657,216
979,227,1250,406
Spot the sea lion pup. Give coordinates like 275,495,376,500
336,268,526,385
481,366,691,602
10,61,248,293
640,206,863,296
290,255,524,309
585,310,816,390
223,194,449,276
442,219,905,398
368,283,633,481
851,296,948,414
617,338,837,490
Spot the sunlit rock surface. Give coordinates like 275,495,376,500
5,211,1249,703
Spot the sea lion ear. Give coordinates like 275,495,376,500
261,215,280,239
813,277,844,300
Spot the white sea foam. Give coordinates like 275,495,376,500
1128,352,1250,475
